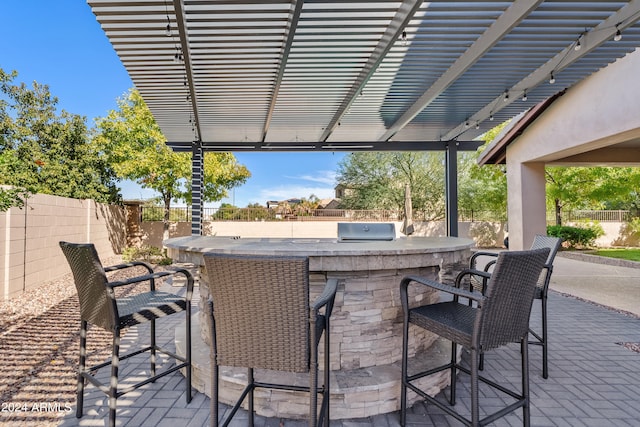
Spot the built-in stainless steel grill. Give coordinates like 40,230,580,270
337,223,396,242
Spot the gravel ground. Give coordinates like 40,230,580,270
0,257,170,427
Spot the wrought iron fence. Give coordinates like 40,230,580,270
141,206,489,222
142,206,222,222
140,206,631,223
546,209,630,223
458,209,507,222
141,207,406,222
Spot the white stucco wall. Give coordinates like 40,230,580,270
507,49,640,165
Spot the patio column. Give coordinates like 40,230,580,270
506,161,546,250
191,141,203,236
445,142,458,237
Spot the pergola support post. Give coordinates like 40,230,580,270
445,142,459,237
191,141,203,236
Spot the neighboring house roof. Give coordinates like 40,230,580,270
318,198,340,209
267,198,303,208
478,90,566,165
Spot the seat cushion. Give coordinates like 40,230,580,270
409,302,476,348
117,291,187,328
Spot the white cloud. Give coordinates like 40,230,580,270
285,170,337,186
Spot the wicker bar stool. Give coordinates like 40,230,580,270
470,234,562,378
400,248,549,426
204,253,337,427
59,242,193,427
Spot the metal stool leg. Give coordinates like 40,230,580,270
541,296,549,379
76,320,87,419
108,330,121,427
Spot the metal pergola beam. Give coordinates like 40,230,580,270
173,0,201,142
380,0,543,142
167,140,484,152
319,0,425,142
442,0,640,141
261,0,304,142
90,1,640,147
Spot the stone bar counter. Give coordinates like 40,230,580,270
165,235,473,419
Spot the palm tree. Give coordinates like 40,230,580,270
294,195,321,217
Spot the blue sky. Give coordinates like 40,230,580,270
1,1,345,207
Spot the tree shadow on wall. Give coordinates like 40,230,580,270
612,221,640,247
99,202,127,254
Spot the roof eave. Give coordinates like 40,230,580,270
477,90,566,165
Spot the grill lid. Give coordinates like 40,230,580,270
337,223,396,242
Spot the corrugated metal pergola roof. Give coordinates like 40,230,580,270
88,0,640,151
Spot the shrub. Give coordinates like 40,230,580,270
122,245,173,265
546,222,604,249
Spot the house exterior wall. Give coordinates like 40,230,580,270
506,162,547,250
0,194,126,301
505,48,640,249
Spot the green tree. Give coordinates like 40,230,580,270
545,166,640,225
245,202,273,220
336,152,445,220
601,168,640,216
458,122,509,220
0,186,27,212
94,89,250,238
213,202,241,220
294,194,321,216
337,123,511,222
336,152,397,210
0,68,119,207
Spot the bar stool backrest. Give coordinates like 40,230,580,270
477,247,550,351
204,253,311,373
60,242,116,331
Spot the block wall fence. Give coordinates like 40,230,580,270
0,193,126,301
128,217,629,252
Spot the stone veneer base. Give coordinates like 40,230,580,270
175,316,454,420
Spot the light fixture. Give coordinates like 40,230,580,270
165,16,172,37
401,30,408,46
614,25,622,41
549,72,556,84
174,46,183,63
489,113,494,121
503,90,509,102
475,122,480,130
522,91,528,102
574,35,582,51
464,119,470,128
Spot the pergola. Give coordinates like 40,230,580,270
88,0,640,236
